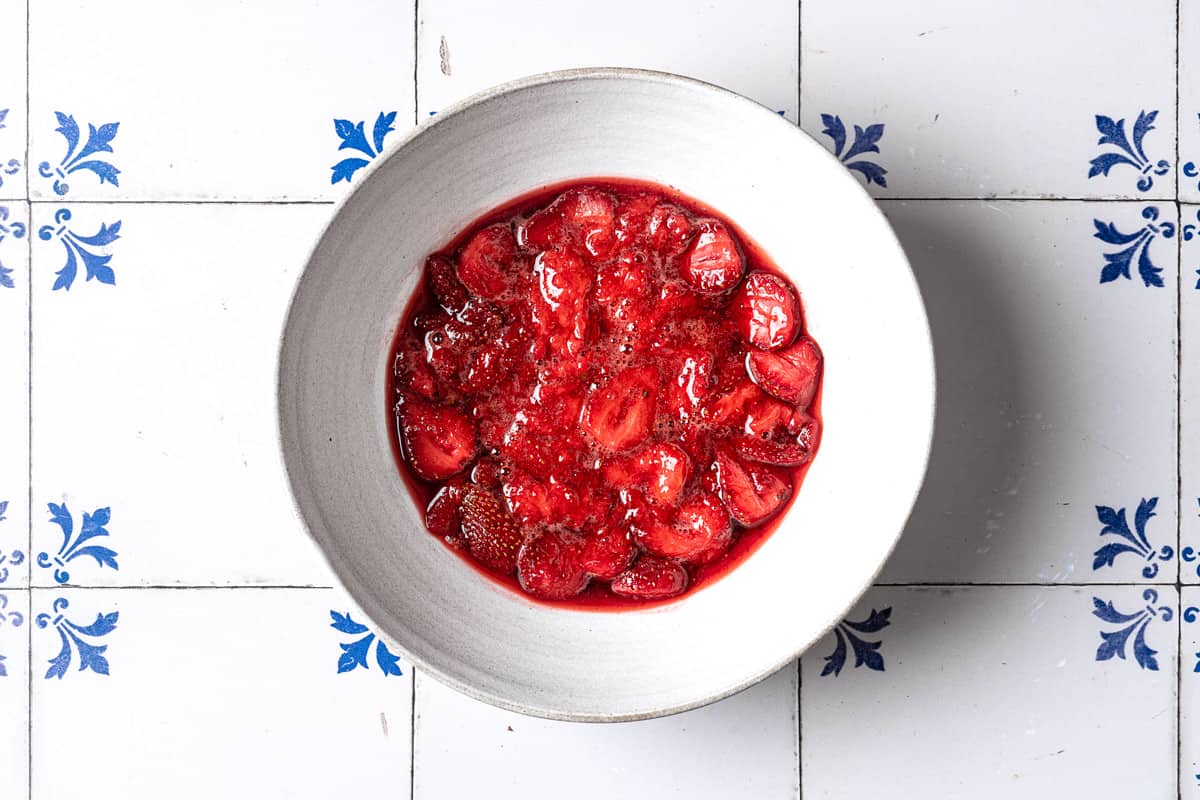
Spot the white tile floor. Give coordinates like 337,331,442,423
0,0,1193,798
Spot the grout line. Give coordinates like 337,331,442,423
1177,3,1185,797
795,658,802,800
872,580,1185,588
413,0,420,127
24,2,32,795
25,584,338,591
796,0,801,127
21,199,338,206
410,667,418,800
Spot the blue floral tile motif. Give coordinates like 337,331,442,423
1093,206,1173,287
1087,111,1169,192
1179,499,1200,576
820,607,891,677
1092,497,1173,577
819,115,887,187
0,500,25,585
0,205,27,290
38,208,121,290
329,611,402,677
1180,212,1200,290
1093,589,1172,671
0,593,25,678
38,502,118,585
36,597,117,679
330,112,397,184
0,108,20,191
38,112,120,196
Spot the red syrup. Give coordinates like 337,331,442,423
387,178,823,609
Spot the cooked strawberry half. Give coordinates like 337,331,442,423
731,271,800,350
462,339,512,395
398,401,477,481
681,219,743,293
460,487,525,573
517,530,590,600
745,337,822,406
500,470,552,525
393,342,438,401
470,457,504,488
729,435,812,467
579,523,637,580
425,476,468,537
581,366,659,451
559,187,616,258
457,224,516,299
635,492,731,560
647,203,692,255
714,446,792,526
610,555,689,599
613,192,658,243
427,254,468,313
533,248,591,328
605,442,691,506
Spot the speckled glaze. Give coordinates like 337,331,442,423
277,68,935,722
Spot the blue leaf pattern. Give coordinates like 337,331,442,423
39,112,121,195
1088,110,1168,191
1092,497,1171,577
1093,590,1171,671
330,611,403,677
38,501,119,583
1092,210,1171,288
40,211,122,291
820,607,892,677
819,114,888,188
37,598,117,680
329,112,399,185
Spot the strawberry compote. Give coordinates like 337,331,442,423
388,179,823,608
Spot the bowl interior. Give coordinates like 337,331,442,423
278,69,934,721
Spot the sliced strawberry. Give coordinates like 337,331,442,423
730,435,812,467
743,393,795,438
579,523,637,580
581,366,659,451
610,555,689,599
731,271,800,350
647,204,692,255
702,381,763,429
470,457,503,488
635,492,731,560
665,349,714,421
393,340,438,400
462,340,512,395
501,470,552,525
398,401,477,481
604,442,691,506
460,487,525,573
532,248,591,361
746,337,822,406
520,205,568,251
425,476,468,537
457,224,515,299
517,530,590,600
714,446,792,526
680,219,743,293
426,254,468,313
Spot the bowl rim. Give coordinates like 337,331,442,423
277,66,936,722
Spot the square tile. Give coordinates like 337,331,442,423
802,0,1177,199
0,201,28,590
417,0,798,120
30,204,333,586
28,0,415,201
1179,3,1200,203
30,588,411,799
414,664,798,799
0,589,28,793
1181,588,1200,795
1183,206,1200,581
802,586,1178,798
877,200,1177,583
0,0,26,201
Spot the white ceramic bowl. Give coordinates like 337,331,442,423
278,68,934,721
